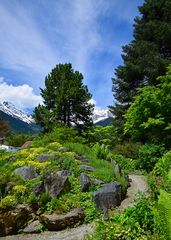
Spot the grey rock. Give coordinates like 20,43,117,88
32,182,45,196
79,165,96,172
80,173,91,192
44,172,71,198
57,148,70,153
40,208,85,231
57,170,72,177
92,179,104,185
14,166,37,180
23,220,42,233
114,164,122,176
37,154,57,162
0,204,32,237
93,182,122,211
75,155,89,162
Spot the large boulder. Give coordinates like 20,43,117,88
37,154,57,162
0,204,33,236
57,170,72,177
79,165,96,172
40,208,85,231
44,172,71,198
93,182,123,211
22,220,42,233
80,173,91,192
14,166,38,180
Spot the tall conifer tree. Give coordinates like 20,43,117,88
110,0,171,133
34,63,94,132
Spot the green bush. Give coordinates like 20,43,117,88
113,142,141,159
137,143,165,172
6,133,33,147
88,194,155,240
85,126,119,146
153,150,171,176
92,144,112,161
154,190,171,240
112,154,136,173
33,126,85,147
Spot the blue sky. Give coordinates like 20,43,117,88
0,0,143,111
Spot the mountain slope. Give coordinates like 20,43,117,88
93,109,113,127
94,117,112,127
0,101,38,133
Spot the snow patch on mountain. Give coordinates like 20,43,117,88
93,108,112,123
0,101,34,124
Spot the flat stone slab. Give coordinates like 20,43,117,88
75,155,89,163
23,220,42,234
40,208,85,231
37,154,57,162
79,165,95,172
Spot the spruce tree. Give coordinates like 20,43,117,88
34,63,94,132
110,0,171,133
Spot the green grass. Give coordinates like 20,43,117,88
65,142,116,182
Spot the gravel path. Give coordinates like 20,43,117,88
1,224,93,240
1,174,148,240
114,174,149,213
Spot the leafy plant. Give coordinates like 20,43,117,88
137,143,165,172
154,190,171,240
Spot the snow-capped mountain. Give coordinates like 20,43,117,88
0,101,34,124
92,108,113,123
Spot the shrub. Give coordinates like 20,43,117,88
92,144,112,161
6,133,33,147
153,150,171,176
154,190,171,240
112,141,141,159
137,143,165,172
0,195,17,209
33,126,85,147
88,194,155,240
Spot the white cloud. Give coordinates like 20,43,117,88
0,79,42,110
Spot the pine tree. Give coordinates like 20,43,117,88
110,0,171,133
34,63,94,132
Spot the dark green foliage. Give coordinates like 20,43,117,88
33,126,85,147
137,143,165,172
88,194,156,239
124,65,171,144
6,133,33,147
34,63,94,132
110,0,171,131
112,141,141,159
154,190,171,240
85,126,119,147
